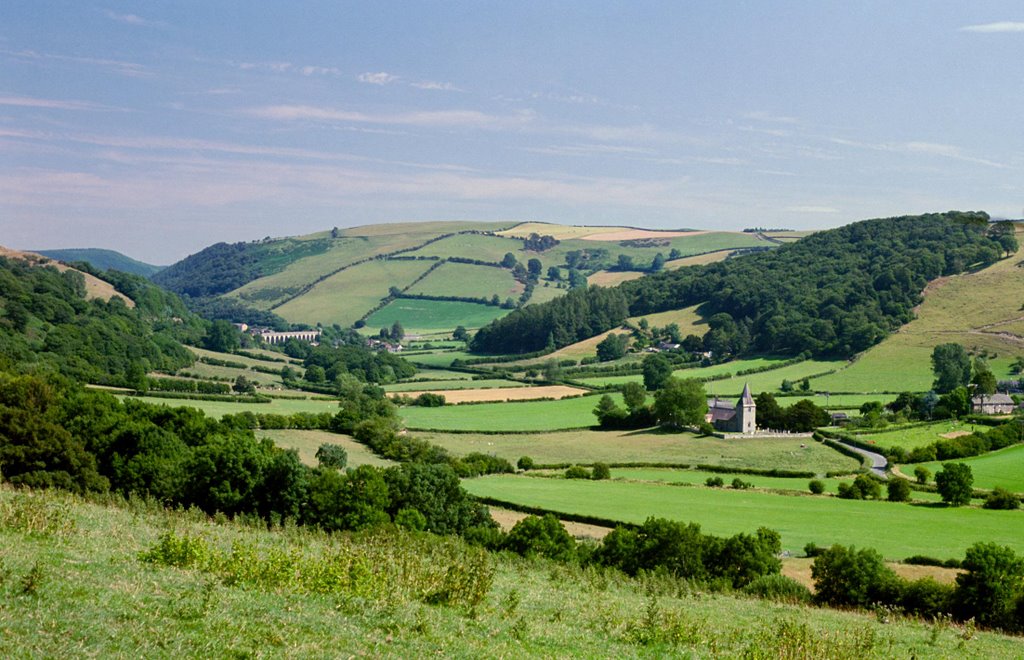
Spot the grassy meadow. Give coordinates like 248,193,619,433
407,261,524,300
365,299,508,333
852,420,989,452
122,394,341,420
913,443,1024,493
385,378,528,392
464,475,1024,561
417,429,859,473
577,357,845,393
274,258,433,326
258,429,396,468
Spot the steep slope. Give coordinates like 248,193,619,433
33,248,163,277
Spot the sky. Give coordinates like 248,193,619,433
2,1,1023,264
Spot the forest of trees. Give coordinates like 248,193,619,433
470,212,1013,357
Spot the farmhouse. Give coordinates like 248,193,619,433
706,383,756,433
972,393,1015,415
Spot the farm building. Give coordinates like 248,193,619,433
972,393,1015,415
706,383,756,433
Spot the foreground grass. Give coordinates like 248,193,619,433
464,475,1024,561
420,429,860,473
2,487,1020,657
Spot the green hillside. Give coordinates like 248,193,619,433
155,221,779,333
34,248,164,277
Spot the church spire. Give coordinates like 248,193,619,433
740,382,754,406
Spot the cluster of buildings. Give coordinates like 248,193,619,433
232,323,322,346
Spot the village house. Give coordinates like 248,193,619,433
706,383,756,433
972,393,1016,415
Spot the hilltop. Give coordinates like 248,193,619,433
152,221,772,335
33,248,164,278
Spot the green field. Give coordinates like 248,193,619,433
365,299,508,333
397,368,473,380
274,258,433,326
577,358,844,394
417,429,859,473
608,468,941,501
404,233,525,262
853,420,988,452
464,475,1024,560
407,262,524,300
402,350,476,368
121,394,340,420
6,488,1020,657
259,429,395,468
914,443,1024,493
385,378,527,392
400,394,622,432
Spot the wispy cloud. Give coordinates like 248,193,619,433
830,137,1007,168
742,111,799,124
0,95,118,111
358,71,399,85
247,104,536,129
231,60,340,76
4,48,151,78
103,10,166,28
959,21,1024,33
411,80,462,92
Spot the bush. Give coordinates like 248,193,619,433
742,574,812,604
314,443,348,470
803,542,826,558
565,466,591,479
899,577,954,620
503,514,576,562
517,456,535,471
886,477,911,502
811,544,899,609
838,475,881,500
984,487,1021,510
731,478,752,490
591,462,611,480
706,476,725,488
414,392,446,407
913,465,931,484
808,479,825,495
953,542,1024,631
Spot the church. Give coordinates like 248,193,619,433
706,383,756,433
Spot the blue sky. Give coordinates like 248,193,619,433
2,1,1023,263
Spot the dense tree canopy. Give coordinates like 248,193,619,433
469,212,1005,358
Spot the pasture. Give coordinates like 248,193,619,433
577,357,845,393
274,258,433,326
417,429,859,473
364,299,508,333
404,233,524,262
628,304,705,336
402,350,475,368
407,262,523,300
121,394,340,420
914,443,1024,493
399,394,622,432
464,475,1024,560
259,429,395,468
852,420,988,452
384,378,527,392
394,385,588,404
586,270,643,287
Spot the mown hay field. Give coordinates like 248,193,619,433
259,429,395,468
418,429,859,473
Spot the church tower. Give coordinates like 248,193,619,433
737,383,756,433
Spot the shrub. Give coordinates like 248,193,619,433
886,477,911,502
913,465,931,484
591,462,611,480
853,474,881,500
314,443,348,470
731,478,752,490
808,479,825,495
516,456,535,471
503,514,576,562
414,392,446,407
742,574,812,604
953,542,1024,631
811,544,899,609
899,577,954,620
394,507,427,531
565,466,591,479
803,542,826,558
706,476,725,488
984,487,1021,510
836,483,858,499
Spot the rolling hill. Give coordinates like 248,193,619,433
33,248,164,277
153,221,775,334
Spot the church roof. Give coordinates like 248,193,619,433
741,382,754,406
